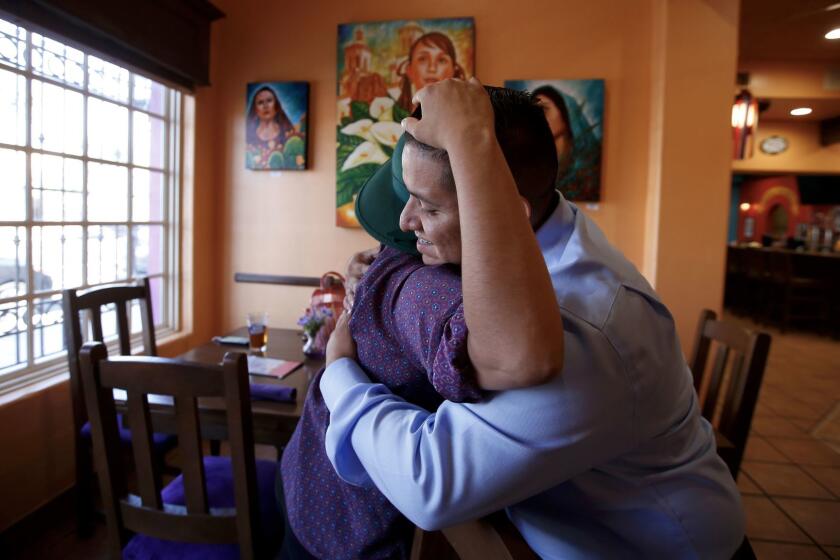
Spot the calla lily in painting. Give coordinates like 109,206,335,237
340,118,373,141
341,141,388,171
369,96,395,121
370,121,403,148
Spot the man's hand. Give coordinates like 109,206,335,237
344,247,378,311
326,311,356,366
401,77,495,153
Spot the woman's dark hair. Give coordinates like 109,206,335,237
247,86,294,144
532,85,575,152
397,32,465,112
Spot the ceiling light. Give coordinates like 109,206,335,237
790,107,813,116
826,28,840,39
740,203,751,211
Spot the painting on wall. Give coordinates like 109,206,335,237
505,79,605,202
246,81,309,170
336,17,475,227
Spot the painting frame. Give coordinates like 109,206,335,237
335,17,475,227
505,79,605,202
245,81,309,171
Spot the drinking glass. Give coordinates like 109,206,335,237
247,312,269,352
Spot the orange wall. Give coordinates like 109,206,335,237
206,0,660,331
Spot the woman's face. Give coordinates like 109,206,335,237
255,90,277,121
536,94,567,140
407,42,455,91
399,144,461,266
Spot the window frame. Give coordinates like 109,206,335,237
0,20,182,395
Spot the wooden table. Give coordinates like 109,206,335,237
116,328,323,452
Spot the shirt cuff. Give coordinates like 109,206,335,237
320,357,373,411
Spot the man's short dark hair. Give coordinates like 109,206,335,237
403,86,559,223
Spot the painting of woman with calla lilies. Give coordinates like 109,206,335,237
335,17,475,227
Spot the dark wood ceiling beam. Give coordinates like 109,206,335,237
0,0,224,91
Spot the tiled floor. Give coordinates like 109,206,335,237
727,314,840,559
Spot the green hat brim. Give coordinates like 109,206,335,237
354,134,419,255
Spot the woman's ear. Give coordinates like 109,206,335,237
520,196,532,220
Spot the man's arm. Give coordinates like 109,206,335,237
403,80,564,389
321,338,634,530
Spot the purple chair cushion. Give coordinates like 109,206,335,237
80,414,177,454
123,456,281,559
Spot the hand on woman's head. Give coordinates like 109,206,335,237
401,78,494,152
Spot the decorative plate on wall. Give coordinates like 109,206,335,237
759,135,788,155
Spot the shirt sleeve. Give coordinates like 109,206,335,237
320,323,637,531
390,265,479,402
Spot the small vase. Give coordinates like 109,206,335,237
302,331,323,359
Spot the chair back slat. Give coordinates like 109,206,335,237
62,292,86,433
701,345,730,420
718,353,745,433
688,309,772,478
119,499,239,544
79,342,259,557
75,285,148,309
116,301,132,355
222,353,260,559
100,357,226,397
175,395,209,514
139,278,157,355
689,309,716,391
126,392,162,510
78,343,129,558
703,320,750,352
89,306,104,345
727,333,771,457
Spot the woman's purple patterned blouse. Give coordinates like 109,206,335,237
280,246,480,559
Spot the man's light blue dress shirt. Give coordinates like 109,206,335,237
320,197,745,559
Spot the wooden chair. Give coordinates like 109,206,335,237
765,251,830,333
79,342,281,559
689,309,771,478
62,278,177,535
411,512,539,560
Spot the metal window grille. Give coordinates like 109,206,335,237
0,18,181,389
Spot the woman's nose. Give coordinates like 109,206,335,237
399,200,419,232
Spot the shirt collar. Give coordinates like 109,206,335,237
536,192,576,254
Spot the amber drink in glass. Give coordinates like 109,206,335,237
247,312,269,352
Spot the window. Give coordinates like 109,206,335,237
0,18,181,389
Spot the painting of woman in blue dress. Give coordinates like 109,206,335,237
505,79,604,201
246,81,308,170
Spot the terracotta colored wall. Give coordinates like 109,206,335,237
736,175,836,243
207,0,658,331
736,175,799,242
